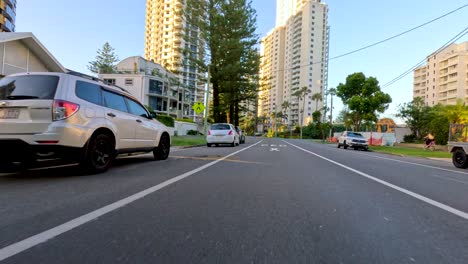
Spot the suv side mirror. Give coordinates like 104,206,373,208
150,112,157,119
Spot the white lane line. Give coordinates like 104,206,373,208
319,141,468,176
284,141,468,221
357,152,468,175
331,148,468,185
0,140,264,262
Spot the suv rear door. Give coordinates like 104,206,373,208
125,97,156,148
0,74,59,135
101,89,135,150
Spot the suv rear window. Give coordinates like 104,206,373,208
75,81,102,105
0,75,59,100
211,124,231,130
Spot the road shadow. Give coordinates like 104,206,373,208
0,155,158,180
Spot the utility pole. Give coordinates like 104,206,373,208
203,66,210,136
329,88,336,139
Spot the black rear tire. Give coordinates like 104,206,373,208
207,143,212,147
154,133,170,160
337,143,341,148
452,149,468,169
80,134,115,174
343,141,348,149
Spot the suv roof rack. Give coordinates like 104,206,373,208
66,69,130,94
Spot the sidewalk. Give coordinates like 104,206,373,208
427,157,451,162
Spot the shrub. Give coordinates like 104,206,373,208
403,134,416,143
156,115,175,127
187,129,198,135
176,118,195,123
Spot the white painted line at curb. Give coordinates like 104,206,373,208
285,140,468,221
0,140,264,262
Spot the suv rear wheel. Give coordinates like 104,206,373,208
81,134,115,174
154,133,170,160
453,149,468,169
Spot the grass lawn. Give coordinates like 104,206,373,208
370,146,451,159
171,135,206,147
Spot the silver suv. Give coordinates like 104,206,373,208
337,131,368,151
0,71,171,173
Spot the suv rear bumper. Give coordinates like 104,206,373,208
0,139,82,162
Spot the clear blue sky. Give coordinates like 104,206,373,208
16,0,468,120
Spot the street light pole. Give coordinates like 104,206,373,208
272,104,277,138
329,88,336,139
203,66,210,136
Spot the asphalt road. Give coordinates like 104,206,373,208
1,137,468,263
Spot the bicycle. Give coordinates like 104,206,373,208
424,140,436,151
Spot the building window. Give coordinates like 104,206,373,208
125,79,134,86
103,79,116,85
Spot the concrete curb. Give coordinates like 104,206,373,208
172,144,205,150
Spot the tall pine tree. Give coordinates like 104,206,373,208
88,42,119,74
185,0,260,125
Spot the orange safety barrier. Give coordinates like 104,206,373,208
369,137,382,146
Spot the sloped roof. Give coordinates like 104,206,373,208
0,32,66,72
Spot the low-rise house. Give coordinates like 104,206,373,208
99,56,193,119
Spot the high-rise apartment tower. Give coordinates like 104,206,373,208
144,0,205,112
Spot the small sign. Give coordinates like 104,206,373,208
192,102,205,114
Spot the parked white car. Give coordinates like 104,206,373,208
206,123,240,147
235,126,245,144
0,71,171,173
337,131,369,151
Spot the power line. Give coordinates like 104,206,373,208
329,3,468,61
272,3,468,73
381,26,468,88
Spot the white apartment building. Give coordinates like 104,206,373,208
260,0,329,127
144,0,205,115
413,41,468,106
99,56,191,119
259,27,286,117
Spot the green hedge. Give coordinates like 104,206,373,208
176,118,195,123
156,115,175,127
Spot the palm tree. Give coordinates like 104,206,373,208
444,99,468,124
281,100,290,124
293,86,311,139
311,92,323,111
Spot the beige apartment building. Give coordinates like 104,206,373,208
413,41,468,106
0,0,15,32
259,27,286,117
259,0,328,127
144,0,205,117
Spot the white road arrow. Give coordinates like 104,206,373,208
270,148,280,152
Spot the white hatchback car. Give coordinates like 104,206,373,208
0,71,171,173
206,123,240,147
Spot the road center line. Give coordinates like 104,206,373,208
284,140,468,221
0,140,264,262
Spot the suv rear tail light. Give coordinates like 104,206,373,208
53,100,79,121
228,130,233,135
208,130,211,135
